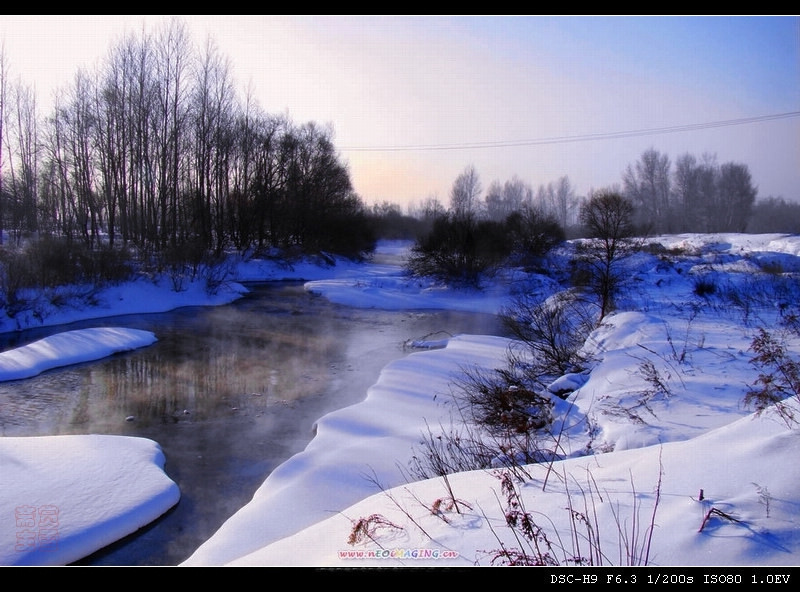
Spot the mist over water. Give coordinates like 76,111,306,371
0,282,507,565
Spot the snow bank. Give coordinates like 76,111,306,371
0,328,157,382
0,434,179,566
182,334,512,566
229,398,800,567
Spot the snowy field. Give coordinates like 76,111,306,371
1,234,799,567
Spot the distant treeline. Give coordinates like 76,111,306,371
368,150,798,244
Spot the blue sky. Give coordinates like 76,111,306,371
2,15,798,207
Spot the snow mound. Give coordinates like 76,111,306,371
0,434,179,566
0,328,157,382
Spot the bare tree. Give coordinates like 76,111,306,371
61,70,102,247
93,32,139,246
552,175,576,230
250,111,289,250
0,43,8,244
154,17,192,250
484,175,530,222
671,153,699,232
578,190,636,320
191,35,237,253
125,30,159,250
7,77,40,241
623,148,671,232
227,81,261,250
535,182,552,218
417,194,445,220
717,162,757,232
695,153,719,233
483,179,505,221
450,164,482,221
669,152,756,233
501,289,596,379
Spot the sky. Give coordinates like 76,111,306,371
1,234,799,566
1,15,798,208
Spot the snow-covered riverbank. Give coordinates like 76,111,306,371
2,235,800,567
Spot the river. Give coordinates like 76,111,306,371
0,281,507,565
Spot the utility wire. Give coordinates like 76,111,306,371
340,111,800,152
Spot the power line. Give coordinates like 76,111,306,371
339,111,800,153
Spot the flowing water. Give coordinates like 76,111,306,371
0,281,507,565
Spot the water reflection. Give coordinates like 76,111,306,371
74,306,340,429
0,282,508,564
0,283,345,435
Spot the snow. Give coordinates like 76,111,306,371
0,328,157,381
1,435,180,566
2,234,800,567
